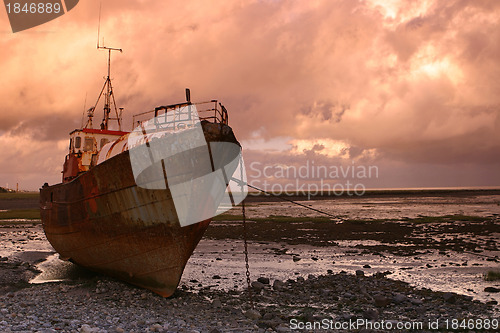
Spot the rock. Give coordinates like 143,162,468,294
410,298,423,305
175,319,186,326
393,293,408,304
212,275,221,279
251,281,265,291
209,329,222,333
257,277,270,284
292,256,301,262
262,312,274,320
244,309,262,320
443,292,456,303
297,276,305,282
273,280,286,291
484,287,500,293
363,264,371,268
80,324,96,333
363,308,379,320
149,323,163,332
355,270,365,277
374,295,390,307
212,299,222,308
276,324,289,332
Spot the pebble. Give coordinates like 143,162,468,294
393,293,408,304
251,281,265,291
374,295,390,307
273,280,286,291
484,287,500,293
244,309,262,320
443,292,456,303
257,277,270,285
0,261,495,332
356,270,365,276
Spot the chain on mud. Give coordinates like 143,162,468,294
242,200,254,308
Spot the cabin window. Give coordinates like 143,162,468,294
84,137,94,152
69,138,73,150
100,138,109,149
75,136,81,149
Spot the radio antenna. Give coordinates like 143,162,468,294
97,2,101,49
94,2,123,130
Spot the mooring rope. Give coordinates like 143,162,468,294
246,183,340,219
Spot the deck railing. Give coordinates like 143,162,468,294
132,100,228,131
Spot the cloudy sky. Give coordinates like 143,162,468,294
1,0,499,191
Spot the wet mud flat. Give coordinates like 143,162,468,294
0,217,499,332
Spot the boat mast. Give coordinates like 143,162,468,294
96,44,122,130
91,2,123,131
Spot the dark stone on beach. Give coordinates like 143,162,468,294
258,319,282,329
212,299,222,308
327,269,333,274
426,264,433,268
311,257,318,261
257,277,270,285
297,276,304,282
212,275,221,279
443,292,456,303
363,264,371,268
484,287,500,293
307,274,315,280
374,295,390,307
410,298,423,305
355,270,364,277
244,309,262,320
251,281,265,291
363,309,379,320
273,280,286,291
487,300,498,305
262,312,274,320
292,256,301,262
393,293,407,304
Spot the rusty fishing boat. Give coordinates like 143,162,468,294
39,47,243,297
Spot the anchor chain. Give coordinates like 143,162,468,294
241,199,254,308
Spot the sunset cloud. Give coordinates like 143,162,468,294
1,0,499,190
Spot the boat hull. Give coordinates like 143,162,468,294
40,123,240,296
